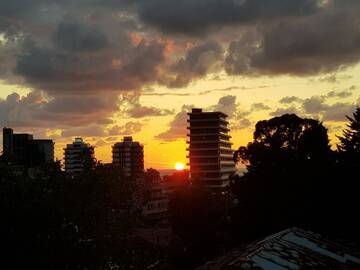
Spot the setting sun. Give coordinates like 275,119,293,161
175,162,185,171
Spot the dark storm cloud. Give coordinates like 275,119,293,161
164,41,224,88
0,91,116,128
15,36,167,94
52,21,109,52
1,0,360,134
136,0,320,34
225,9,360,76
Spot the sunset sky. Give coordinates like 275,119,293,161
1,0,360,169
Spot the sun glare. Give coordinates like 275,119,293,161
175,162,185,171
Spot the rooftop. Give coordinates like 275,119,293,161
197,227,360,270
189,108,228,118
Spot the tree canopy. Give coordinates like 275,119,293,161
0,163,162,270
231,114,337,242
337,106,360,164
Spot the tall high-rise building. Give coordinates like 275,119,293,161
187,108,235,191
64,138,95,175
29,139,55,164
112,136,144,178
2,127,14,160
1,127,54,166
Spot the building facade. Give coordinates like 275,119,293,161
2,127,54,166
112,136,144,178
187,108,235,191
64,138,95,175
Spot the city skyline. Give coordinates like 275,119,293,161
1,1,360,169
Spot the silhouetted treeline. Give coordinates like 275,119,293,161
0,163,164,270
230,112,360,246
1,109,359,270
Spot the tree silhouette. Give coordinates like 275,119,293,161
337,106,360,164
168,185,223,269
0,163,163,270
231,114,334,242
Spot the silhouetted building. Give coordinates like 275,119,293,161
2,127,54,166
29,139,55,165
196,227,360,270
64,138,95,175
187,108,235,191
112,136,144,178
2,127,14,160
143,185,168,223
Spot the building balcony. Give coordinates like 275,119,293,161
186,139,233,145
187,118,229,124
187,125,230,131
187,133,231,139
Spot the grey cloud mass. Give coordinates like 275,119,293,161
1,0,360,135
52,20,109,52
136,0,320,34
225,8,360,76
165,41,224,88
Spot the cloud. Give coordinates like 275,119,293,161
1,0,360,143
325,90,352,99
301,94,357,122
108,121,143,136
279,96,303,104
164,41,224,88
136,0,320,35
211,95,237,117
95,140,107,147
118,94,174,118
61,125,107,138
302,96,328,114
61,120,144,138
52,20,109,52
231,118,252,130
156,95,254,140
15,36,167,94
270,106,300,116
275,93,359,122
251,102,270,111
225,8,360,76
155,105,192,141
0,91,115,128
323,102,357,122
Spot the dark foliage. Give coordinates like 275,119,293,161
337,106,360,164
167,185,224,269
0,163,162,270
231,114,359,245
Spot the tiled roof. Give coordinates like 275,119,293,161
197,227,360,269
